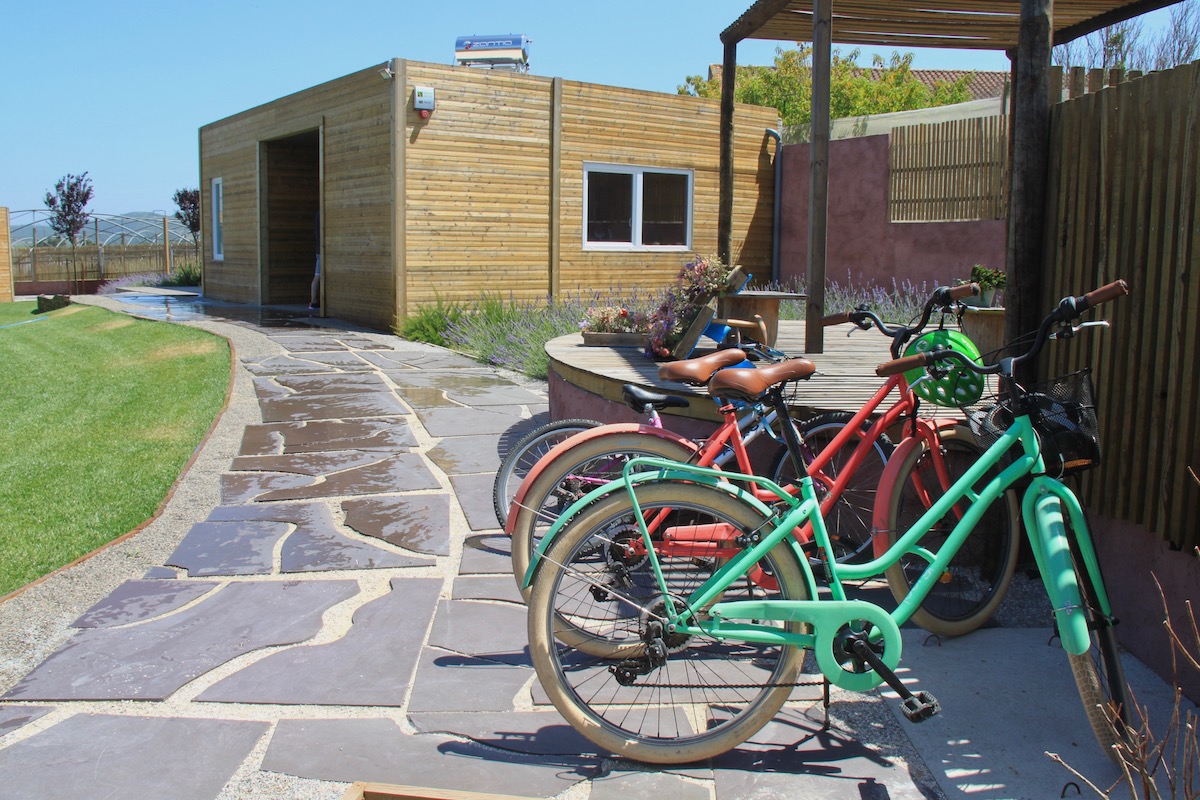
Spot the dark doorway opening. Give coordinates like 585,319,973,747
262,130,320,306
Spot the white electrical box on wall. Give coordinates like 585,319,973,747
413,87,435,111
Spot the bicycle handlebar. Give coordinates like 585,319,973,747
827,282,981,358
874,279,1129,378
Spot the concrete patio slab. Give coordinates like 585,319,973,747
0,714,267,800
262,718,598,797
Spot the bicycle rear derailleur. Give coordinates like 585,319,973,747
611,620,669,686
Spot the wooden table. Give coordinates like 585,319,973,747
718,290,805,346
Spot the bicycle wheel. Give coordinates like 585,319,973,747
493,418,601,527
508,431,697,595
1064,531,1131,759
527,481,810,764
883,425,1020,636
769,411,893,563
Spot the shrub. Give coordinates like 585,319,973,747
396,297,468,347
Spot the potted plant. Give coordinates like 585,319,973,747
580,304,651,346
644,255,736,359
961,264,1005,307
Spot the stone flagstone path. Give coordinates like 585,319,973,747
0,306,938,799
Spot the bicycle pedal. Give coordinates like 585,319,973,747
900,691,940,723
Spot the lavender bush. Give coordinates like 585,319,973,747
417,276,941,380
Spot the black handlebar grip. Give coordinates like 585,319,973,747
876,353,928,378
948,282,981,301
1083,279,1129,309
821,311,852,326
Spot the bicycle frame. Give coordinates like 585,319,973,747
525,407,1108,688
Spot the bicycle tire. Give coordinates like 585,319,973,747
508,431,697,595
527,481,809,764
1064,531,1131,759
493,418,601,527
882,424,1020,636
769,411,894,563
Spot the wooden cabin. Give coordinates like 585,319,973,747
199,59,779,331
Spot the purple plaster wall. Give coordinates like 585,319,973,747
778,134,1007,291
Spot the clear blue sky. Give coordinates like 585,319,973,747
0,1,1169,215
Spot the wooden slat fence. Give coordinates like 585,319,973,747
0,208,12,302
1041,59,1200,553
10,244,202,284
889,115,1009,222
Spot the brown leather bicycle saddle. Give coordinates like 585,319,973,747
706,358,817,403
658,349,747,386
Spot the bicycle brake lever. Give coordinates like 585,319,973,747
1049,320,1111,340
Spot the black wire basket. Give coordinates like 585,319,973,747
966,369,1101,478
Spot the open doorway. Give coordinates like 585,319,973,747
261,129,320,307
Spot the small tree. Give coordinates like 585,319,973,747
43,172,94,295
172,187,201,252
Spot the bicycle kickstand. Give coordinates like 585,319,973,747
847,635,941,723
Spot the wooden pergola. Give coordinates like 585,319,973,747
717,0,1181,353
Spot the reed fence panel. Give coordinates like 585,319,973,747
10,244,202,285
889,115,1008,222
1042,60,1200,552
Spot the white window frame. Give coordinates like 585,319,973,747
211,177,224,261
582,163,693,251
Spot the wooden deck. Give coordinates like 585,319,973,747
546,321,895,424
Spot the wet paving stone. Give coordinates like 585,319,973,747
427,599,529,666
262,718,597,796
414,406,530,437
359,350,486,370
259,391,409,423
0,706,52,736
173,502,430,574
238,418,416,456
271,333,391,352
390,384,461,409
72,579,219,627
384,372,547,407
0,714,267,799
449,473,503,531
3,581,357,701
241,353,373,375
230,450,388,476
342,494,450,555
427,434,503,475
198,577,439,706
452,575,523,604
252,372,392,400
459,532,513,574
256,452,440,502
167,519,294,575
220,472,314,504
408,710,595,756
407,647,533,713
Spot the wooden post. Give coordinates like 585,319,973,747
391,58,407,327
1006,0,1053,380
549,77,562,297
806,0,832,354
717,39,737,266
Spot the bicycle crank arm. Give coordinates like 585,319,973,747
847,636,940,723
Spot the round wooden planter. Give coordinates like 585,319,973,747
580,331,648,347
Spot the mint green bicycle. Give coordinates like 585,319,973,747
524,281,1131,764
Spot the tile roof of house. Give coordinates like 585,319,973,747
706,65,1009,101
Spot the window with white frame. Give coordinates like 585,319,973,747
584,164,692,249
211,177,224,261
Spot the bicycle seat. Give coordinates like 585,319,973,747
621,383,691,413
658,348,748,386
706,359,817,403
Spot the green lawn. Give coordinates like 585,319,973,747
0,301,230,597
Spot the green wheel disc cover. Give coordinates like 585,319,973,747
903,329,984,407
